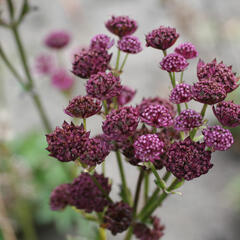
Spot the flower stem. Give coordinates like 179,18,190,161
180,71,184,83
98,227,107,240
83,118,87,130
115,49,121,71
102,100,108,115
162,171,171,182
115,149,131,204
144,171,149,204
124,226,133,240
119,53,128,72
148,163,166,191
200,103,208,118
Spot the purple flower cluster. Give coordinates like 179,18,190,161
134,134,165,162
90,34,114,51
140,104,173,128
160,53,189,72
118,36,142,54
169,83,193,104
213,101,240,127
64,96,102,118
86,72,122,100
103,201,133,235
51,68,75,90
174,42,198,59
44,30,71,49
146,26,179,50
174,109,202,131
105,15,138,37
165,137,213,181
102,106,139,140
203,125,234,151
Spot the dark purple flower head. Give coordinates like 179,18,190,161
64,96,102,118
202,125,234,151
50,183,72,211
192,80,226,105
174,109,202,131
70,172,111,212
90,34,114,51
79,137,110,166
140,104,173,128
169,83,193,104
174,42,198,59
134,216,165,240
44,31,71,49
160,53,189,72
145,26,179,50
213,101,240,127
46,121,90,162
51,69,75,90
103,201,133,235
35,54,55,75
197,58,238,93
118,36,142,54
72,48,112,79
165,137,213,181
105,15,138,38
117,85,136,106
86,72,122,100
138,97,176,118
134,134,165,162
102,106,139,140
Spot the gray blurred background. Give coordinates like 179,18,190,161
0,0,240,239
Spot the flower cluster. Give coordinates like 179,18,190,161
169,83,193,104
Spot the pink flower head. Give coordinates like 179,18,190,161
203,125,234,151
44,30,71,49
140,104,173,128
117,36,142,54
192,80,226,105
134,134,165,162
160,53,189,72
169,83,193,104
64,96,102,118
145,26,179,50
72,48,112,79
165,137,213,181
90,34,114,51
105,15,138,38
174,42,198,59
35,54,55,75
51,69,75,90
197,58,238,93
174,109,202,131
213,101,240,127
86,72,122,100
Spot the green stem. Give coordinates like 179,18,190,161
162,171,171,182
180,71,184,83
184,102,188,109
115,149,131,204
200,103,208,118
98,227,107,240
83,118,87,130
144,171,149,204
102,100,108,115
133,169,145,217
119,53,128,72
115,49,121,71
163,50,167,57
148,163,166,191
124,226,133,240
101,161,105,175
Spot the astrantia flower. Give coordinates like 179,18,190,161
79,137,110,166
86,72,122,100
138,97,176,118
105,15,138,38
90,34,114,51
145,26,179,50
72,48,112,79
44,30,71,49
117,85,136,106
174,42,198,59
64,96,102,118
192,80,226,105
102,106,139,140
46,121,90,162
197,58,238,93
140,104,173,128
50,183,72,211
103,201,133,235
160,53,189,72
213,101,240,127
35,54,55,75
202,125,234,151
51,69,75,90
134,216,165,240
169,83,193,104
70,172,111,212
117,36,142,54
165,137,213,181
174,109,202,131
134,134,165,162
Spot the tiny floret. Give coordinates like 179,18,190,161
118,36,142,54
174,42,198,59
169,83,193,104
